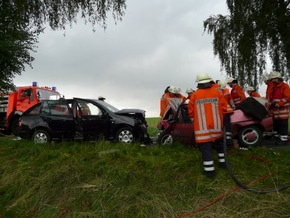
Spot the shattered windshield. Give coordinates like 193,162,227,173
36,89,61,100
93,100,119,112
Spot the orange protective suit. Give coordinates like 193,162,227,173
188,86,228,143
230,84,246,107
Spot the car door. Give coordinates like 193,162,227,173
40,100,75,138
171,104,195,145
73,99,110,137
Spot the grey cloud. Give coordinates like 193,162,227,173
15,0,229,117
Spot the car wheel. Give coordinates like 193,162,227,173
33,129,51,144
157,131,173,145
237,125,262,147
116,127,134,144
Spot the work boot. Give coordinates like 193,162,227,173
203,170,216,178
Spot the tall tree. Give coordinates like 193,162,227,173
0,0,127,92
203,0,290,87
0,2,38,92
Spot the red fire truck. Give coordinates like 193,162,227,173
0,82,61,135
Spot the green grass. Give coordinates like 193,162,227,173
0,119,289,217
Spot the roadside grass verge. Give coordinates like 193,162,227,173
0,118,289,217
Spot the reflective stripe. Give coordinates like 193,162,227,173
273,108,289,119
204,160,214,165
204,167,215,171
218,153,225,162
195,129,223,134
195,133,223,141
279,136,288,141
196,98,221,132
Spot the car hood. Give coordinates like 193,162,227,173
115,109,146,118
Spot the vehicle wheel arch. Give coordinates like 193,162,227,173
115,125,135,144
237,124,263,147
31,127,53,144
7,111,23,135
157,131,173,145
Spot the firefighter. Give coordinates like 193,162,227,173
174,87,186,102
246,86,261,97
263,73,274,101
218,80,235,148
19,90,29,100
159,86,171,117
188,73,228,178
268,71,290,143
160,86,179,118
185,88,194,101
227,77,246,108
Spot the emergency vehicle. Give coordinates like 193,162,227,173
0,82,61,135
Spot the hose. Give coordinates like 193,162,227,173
223,128,290,194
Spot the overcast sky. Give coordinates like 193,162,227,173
14,0,237,117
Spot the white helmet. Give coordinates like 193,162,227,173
168,86,176,93
246,86,254,92
186,88,194,94
269,71,282,79
262,74,269,82
176,87,182,94
196,73,212,84
227,77,234,83
218,80,227,89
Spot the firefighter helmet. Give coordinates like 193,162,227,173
168,86,176,93
218,80,227,89
227,77,235,83
269,71,282,79
186,88,194,94
176,87,182,94
262,74,269,82
196,73,212,84
246,86,254,92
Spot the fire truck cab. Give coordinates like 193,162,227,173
0,82,61,135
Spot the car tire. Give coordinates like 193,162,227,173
237,125,262,147
32,129,51,144
157,131,173,145
116,127,134,144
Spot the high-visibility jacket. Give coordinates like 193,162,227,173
230,84,246,107
188,86,228,143
221,88,234,113
160,92,171,117
175,93,186,102
269,82,290,120
249,91,261,98
215,84,234,114
266,81,274,100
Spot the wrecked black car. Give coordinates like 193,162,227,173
18,98,150,144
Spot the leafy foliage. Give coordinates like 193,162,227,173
5,0,127,31
204,0,290,87
0,2,39,92
0,0,127,92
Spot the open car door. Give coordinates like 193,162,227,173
171,104,195,145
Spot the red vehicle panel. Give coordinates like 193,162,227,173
157,99,273,147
